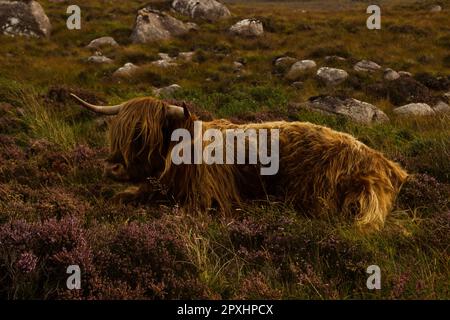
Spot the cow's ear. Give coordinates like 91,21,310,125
182,101,190,119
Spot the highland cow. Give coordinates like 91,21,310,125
71,94,408,231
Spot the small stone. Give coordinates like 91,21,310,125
233,61,244,71
151,60,178,68
88,55,113,64
274,56,297,73
178,51,195,61
153,84,182,97
87,36,119,49
291,81,304,89
433,101,450,113
229,19,264,37
430,5,442,13
325,55,346,62
398,71,413,77
393,103,435,116
285,60,317,81
113,63,140,78
186,22,200,31
384,68,400,81
354,60,382,72
316,67,349,86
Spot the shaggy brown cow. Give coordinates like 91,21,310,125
71,94,408,232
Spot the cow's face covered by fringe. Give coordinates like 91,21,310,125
70,94,190,182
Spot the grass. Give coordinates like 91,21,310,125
0,0,448,299
22,90,79,151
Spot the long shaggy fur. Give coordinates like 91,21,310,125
108,97,408,232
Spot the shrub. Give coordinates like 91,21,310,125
0,217,93,299
91,220,207,299
398,174,450,213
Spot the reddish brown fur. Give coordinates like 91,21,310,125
106,97,408,232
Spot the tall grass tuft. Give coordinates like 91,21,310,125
14,86,77,151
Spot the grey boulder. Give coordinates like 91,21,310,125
300,96,389,124
229,19,264,37
432,101,450,113
0,0,51,37
285,60,317,81
130,8,190,43
354,60,382,72
172,0,231,21
87,36,119,49
393,103,435,116
153,84,182,97
113,63,140,78
384,68,400,81
316,67,349,86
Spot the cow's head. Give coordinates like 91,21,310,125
70,94,190,182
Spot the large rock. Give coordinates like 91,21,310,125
229,19,264,37
300,96,389,124
393,103,435,116
285,60,317,81
130,8,190,43
316,67,348,86
172,0,231,21
87,36,119,49
354,60,382,72
0,0,51,37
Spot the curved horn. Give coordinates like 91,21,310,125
70,93,124,115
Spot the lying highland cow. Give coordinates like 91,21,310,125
71,94,408,231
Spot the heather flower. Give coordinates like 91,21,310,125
16,251,38,273
398,174,449,213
